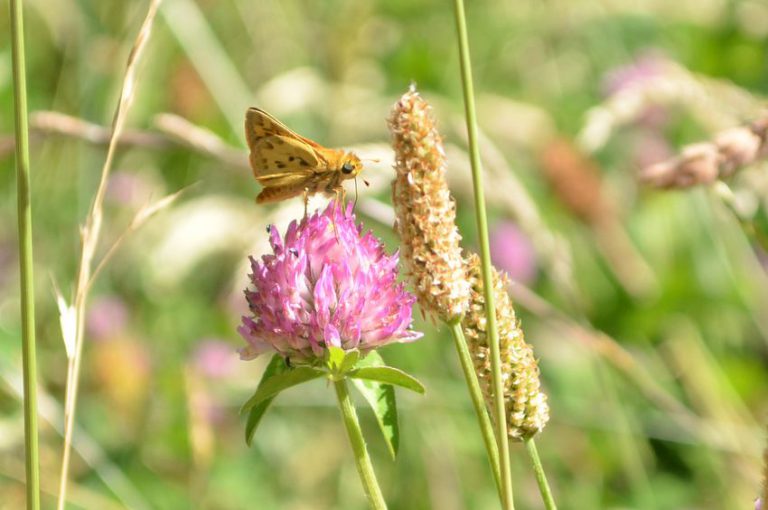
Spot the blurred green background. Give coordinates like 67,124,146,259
1,0,768,508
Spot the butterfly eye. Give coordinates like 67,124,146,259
342,162,355,174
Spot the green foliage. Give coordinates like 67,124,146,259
241,366,325,414
244,354,289,446
348,366,426,395
352,351,400,460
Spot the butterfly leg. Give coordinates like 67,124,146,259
353,177,359,212
302,188,309,218
327,188,344,243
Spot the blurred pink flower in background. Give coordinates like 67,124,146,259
602,51,677,173
602,52,668,96
107,170,154,206
87,295,129,341
489,221,538,285
239,202,421,364
193,339,238,379
602,52,670,129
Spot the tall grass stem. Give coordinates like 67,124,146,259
333,378,388,510
449,320,502,499
9,0,41,508
451,0,514,507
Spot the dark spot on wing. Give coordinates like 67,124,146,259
288,156,295,162
263,141,274,150
275,138,284,145
299,160,310,167
276,162,286,169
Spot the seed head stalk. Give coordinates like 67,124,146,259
525,439,557,510
449,320,502,497
9,0,41,508
451,0,514,507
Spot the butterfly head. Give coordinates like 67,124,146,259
340,153,363,179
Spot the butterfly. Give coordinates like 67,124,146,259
245,108,364,204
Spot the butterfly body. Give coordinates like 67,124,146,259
245,108,363,204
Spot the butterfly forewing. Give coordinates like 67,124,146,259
246,108,323,149
246,108,298,142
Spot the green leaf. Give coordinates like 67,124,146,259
244,354,288,446
352,374,399,459
241,365,325,415
358,350,385,368
349,366,426,394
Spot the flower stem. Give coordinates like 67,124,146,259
333,378,388,510
451,0,514,508
9,0,40,508
525,439,557,510
448,320,502,500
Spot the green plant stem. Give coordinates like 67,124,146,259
9,1,40,509
525,439,557,510
452,0,514,508
333,378,387,510
448,320,502,499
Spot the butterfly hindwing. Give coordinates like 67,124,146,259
256,183,315,203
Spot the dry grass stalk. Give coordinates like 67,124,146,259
0,111,250,169
462,252,549,440
58,2,162,508
641,115,768,189
389,86,469,322
154,113,248,168
31,111,170,149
